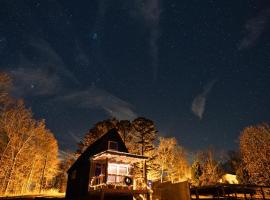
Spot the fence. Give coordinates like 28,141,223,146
190,184,270,200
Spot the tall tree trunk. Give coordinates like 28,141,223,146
39,154,48,193
0,139,11,164
21,156,36,194
3,156,17,195
161,165,164,183
4,135,33,195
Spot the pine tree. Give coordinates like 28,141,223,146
131,117,158,181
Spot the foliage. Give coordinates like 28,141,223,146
131,117,158,180
191,161,202,186
155,137,189,183
191,149,224,186
54,151,76,193
0,72,59,195
77,117,158,181
77,118,134,154
239,123,270,186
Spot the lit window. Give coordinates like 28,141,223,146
118,166,128,175
108,164,117,174
108,163,129,175
107,163,130,183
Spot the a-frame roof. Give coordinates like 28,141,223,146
68,128,128,173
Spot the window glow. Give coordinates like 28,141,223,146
108,163,130,175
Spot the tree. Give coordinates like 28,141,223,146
156,137,177,182
191,161,202,186
131,117,158,181
169,145,190,183
0,72,12,108
194,148,223,186
77,118,134,154
0,72,59,195
55,151,76,193
239,123,270,186
156,137,189,183
117,120,132,147
77,117,159,182
77,119,117,154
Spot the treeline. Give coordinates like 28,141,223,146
191,123,270,186
74,118,191,183
72,118,270,187
0,73,59,195
57,117,190,189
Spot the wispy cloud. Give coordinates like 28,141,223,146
141,0,161,82
68,131,82,143
9,67,61,97
5,37,80,97
191,79,217,119
5,36,137,121
54,86,137,120
238,8,270,50
27,38,80,84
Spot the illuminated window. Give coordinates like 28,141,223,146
118,166,128,175
107,163,129,183
108,141,118,151
108,164,117,174
108,163,129,175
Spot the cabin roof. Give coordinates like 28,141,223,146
68,128,130,173
91,149,147,164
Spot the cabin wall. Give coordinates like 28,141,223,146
66,160,90,200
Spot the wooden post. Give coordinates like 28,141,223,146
217,186,220,200
242,185,247,200
144,160,147,184
147,191,150,200
260,186,265,200
195,188,199,200
105,158,108,184
221,185,226,198
100,190,104,200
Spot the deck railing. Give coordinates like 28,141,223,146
89,175,147,191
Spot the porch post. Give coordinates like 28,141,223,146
143,160,147,183
105,158,108,184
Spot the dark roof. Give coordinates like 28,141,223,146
68,128,128,173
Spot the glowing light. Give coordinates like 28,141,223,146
219,174,239,184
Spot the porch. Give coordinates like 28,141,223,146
88,150,149,199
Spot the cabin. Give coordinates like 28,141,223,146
66,128,149,200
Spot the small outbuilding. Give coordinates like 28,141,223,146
66,128,149,200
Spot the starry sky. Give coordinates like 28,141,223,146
0,0,270,152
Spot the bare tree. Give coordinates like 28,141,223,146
156,137,189,183
0,72,59,195
195,148,224,186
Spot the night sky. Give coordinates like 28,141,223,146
0,0,270,152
